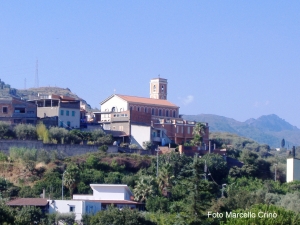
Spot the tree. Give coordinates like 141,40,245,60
0,201,14,224
14,206,44,225
14,124,37,140
0,122,14,139
36,122,49,143
157,164,174,197
133,175,156,202
63,163,80,198
49,127,68,144
192,122,206,147
281,138,285,148
90,206,155,225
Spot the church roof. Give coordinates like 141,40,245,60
116,94,179,108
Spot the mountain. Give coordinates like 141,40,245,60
0,79,92,111
182,114,300,148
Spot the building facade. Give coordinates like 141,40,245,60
99,77,209,148
0,97,37,125
28,94,80,128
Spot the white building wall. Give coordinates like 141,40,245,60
131,125,151,149
101,96,128,112
74,185,132,201
287,158,300,182
48,200,101,221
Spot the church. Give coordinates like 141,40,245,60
98,77,209,149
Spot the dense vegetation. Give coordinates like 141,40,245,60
0,124,299,224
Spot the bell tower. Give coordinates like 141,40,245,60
150,76,168,100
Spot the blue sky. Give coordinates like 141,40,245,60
1,1,300,127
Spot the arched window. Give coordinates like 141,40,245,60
144,107,147,113
137,107,140,112
151,108,155,115
130,106,132,111
112,107,116,112
153,85,156,92
166,110,169,117
159,109,162,116
173,111,176,117
161,85,164,92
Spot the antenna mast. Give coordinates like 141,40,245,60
35,59,39,88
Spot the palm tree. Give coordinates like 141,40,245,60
133,175,155,202
63,163,80,198
157,164,174,197
192,122,206,148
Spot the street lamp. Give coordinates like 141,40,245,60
155,147,161,177
221,184,227,198
62,171,67,200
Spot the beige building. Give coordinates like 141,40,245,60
28,94,80,128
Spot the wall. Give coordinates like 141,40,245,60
101,95,128,112
130,124,151,149
48,200,101,221
287,158,300,182
0,140,118,156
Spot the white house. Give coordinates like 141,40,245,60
73,184,142,210
287,157,300,182
48,199,101,221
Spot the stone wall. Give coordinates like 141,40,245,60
0,140,118,156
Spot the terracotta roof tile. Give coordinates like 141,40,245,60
6,198,48,206
116,94,178,108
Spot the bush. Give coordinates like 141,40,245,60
36,123,49,143
0,122,14,139
55,213,75,225
0,152,7,162
99,145,108,152
9,147,37,162
129,144,139,149
14,124,37,140
36,149,51,164
49,127,68,144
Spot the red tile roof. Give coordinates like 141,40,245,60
116,94,179,108
6,198,48,206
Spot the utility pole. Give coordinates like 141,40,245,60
62,171,66,200
274,164,277,182
204,160,207,181
155,146,161,177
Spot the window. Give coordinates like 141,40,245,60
72,111,75,116
144,107,147,113
153,85,156,92
112,107,116,112
173,111,176,117
161,85,164,92
66,110,69,116
130,106,132,111
2,107,7,113
137,107,140,112
151,108,154,115
60,110,64,116
166,110,169,117
67,121,71,127
159,109,162,116
14,108,25,113
69,206,75,212
60,121,63,127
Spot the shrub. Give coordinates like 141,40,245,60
36,123,49,143
55,213,75,225
0,152,7,162
9,147,37,162
129,144,139,149
14,124,37,140
36,149,51,164
99,145,108,152
49,127,68,144
0,122,14,139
